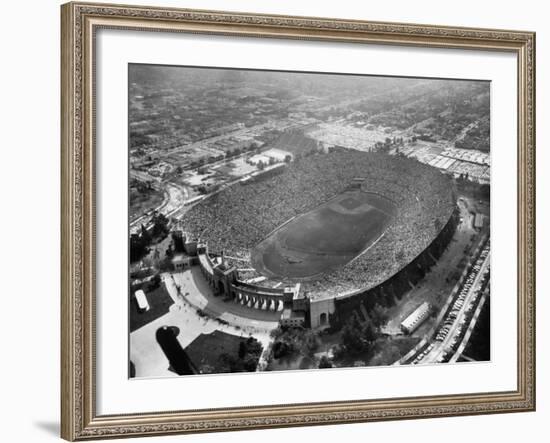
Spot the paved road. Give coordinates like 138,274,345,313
159,122,271,158
166,267,281,332
381,198,476,337
130,182,188,234
130,269,277,378
415,246,490,364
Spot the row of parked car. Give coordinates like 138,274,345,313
411,240,490,365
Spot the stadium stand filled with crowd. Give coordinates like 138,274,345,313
269,131,319,156
181,148,456,299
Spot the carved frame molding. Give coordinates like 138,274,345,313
61,2,535,440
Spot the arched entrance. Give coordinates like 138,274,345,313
320,313,327,326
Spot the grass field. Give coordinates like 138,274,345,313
251,190,396,280
129,283,174,332
185,331,261,373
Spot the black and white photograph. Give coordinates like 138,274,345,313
1,0,545,441
128,64,491,378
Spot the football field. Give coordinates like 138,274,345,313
251,190,397,280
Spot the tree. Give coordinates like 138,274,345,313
478,184,490,199
245,337,263,357
341,316,365,353
130,233,148,263
272,340,293,359
341,316,377,355
300,331,318,356
243,354,259,372
149,273,162,289
238,342,247,359
284,154,292,163
319,355,333,369
152,212,170,238
221,337,264,372
363,322,377,343
370,303,389,328
140,224,151,245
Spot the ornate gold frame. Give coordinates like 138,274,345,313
61,2,536,440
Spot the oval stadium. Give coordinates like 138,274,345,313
179,148,458,328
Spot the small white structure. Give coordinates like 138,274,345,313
474,213,485,230
172,254,190,272
134,289,150,313
400,301,431,334
248,148,292,166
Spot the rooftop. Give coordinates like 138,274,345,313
172,254,186,264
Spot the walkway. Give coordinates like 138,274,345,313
130,268,279,378
411,244,490,364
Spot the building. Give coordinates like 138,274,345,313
350,177,365,189
280,309,306,328
134,289,150,313
172,254,192,271
474,213,486,230
309,297,335,328
279,287,309,328
291,289,307,311
400,302,431,334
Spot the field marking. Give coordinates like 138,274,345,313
250,189,398,282
251,203,393,281
348,228,388,264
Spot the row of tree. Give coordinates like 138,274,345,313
129,212,171,263
270,326,319,360
216,337,263,373
338,316,377,356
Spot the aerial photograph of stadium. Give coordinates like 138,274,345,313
128,64,491,378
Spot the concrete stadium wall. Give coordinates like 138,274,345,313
196,244,288,310
310,298,336,328
193,202,458,328
331,205,460,327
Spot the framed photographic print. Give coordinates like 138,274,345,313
61,1,536,440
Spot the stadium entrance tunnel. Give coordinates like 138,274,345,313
251,190,397,280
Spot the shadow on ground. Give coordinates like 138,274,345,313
34,421,59,436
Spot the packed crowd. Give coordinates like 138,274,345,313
270,131,318,156
181,149,456,299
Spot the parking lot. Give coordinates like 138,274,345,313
411,240,490,365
